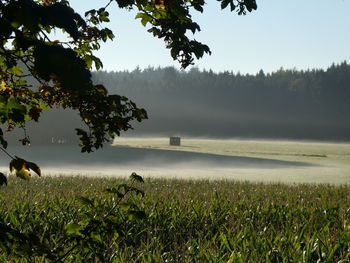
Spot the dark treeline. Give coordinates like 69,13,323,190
6,62,350,145
92,61,350,141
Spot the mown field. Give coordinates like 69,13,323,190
114,138,350,184
1,175,350,262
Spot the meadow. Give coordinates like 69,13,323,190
2,138,349,185
1,175,350,262
1,138,350,261
113,137,350,184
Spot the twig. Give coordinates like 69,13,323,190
104,0,113,9
0,146,14,160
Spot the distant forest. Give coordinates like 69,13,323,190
7,62,350,145
93,61,350,141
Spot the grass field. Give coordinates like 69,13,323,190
1,138,350,261
1,175,350,262
113,137,350,184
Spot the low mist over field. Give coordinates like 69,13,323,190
111,137,350,184
3,64,349,184
2,1,350,261
2,138,349,184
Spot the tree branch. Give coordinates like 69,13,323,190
0,146,14,160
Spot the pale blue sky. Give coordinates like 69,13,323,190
70,0,350,74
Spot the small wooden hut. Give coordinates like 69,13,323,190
169,136,181,146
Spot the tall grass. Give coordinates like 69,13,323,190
1,176,350,262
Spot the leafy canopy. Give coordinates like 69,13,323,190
0,0,256,154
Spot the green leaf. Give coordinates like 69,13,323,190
193,4,204,12
128,210,147,220
33,44,91,91
120,203,131,211
220,232,232,251
85,9,96,17
77,196,95,207
44,3,85,40
135,13,152,26
65,223,84,237
129,172,144,183
97,8,110,22
106,187,125,198
8,66,23,75
8,108,26,123
193,46,204,59
230,1,236,11
0,172,7,186
120,184,145,197
90,232,102,244
227,251,236,263
39,101,50,111
7,98,26,111
84,55,93,69
244,0,257,12
221,0,230,9
93,56,103,70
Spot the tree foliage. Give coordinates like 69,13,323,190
0,0,256,180
0,0,256,152
0,1,259,259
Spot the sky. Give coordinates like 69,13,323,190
70,0,350,74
